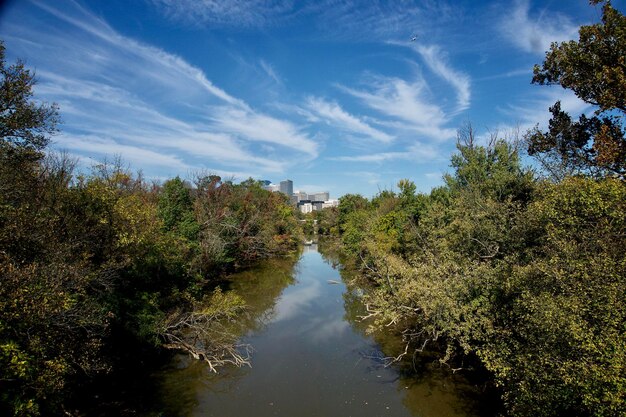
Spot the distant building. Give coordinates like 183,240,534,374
294,190,308,202
299,202,313,214
322,199,339,209
309,192,329,201
280,179,293,196
263,183,279,192
312,201,324,211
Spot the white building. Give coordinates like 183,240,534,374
263,183,280,192
299,202,313,214
322,199,339,209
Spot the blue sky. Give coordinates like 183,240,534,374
1,0,623,197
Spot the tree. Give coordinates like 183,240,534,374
0,41,59,154
158,176,198,240
528,0,626,179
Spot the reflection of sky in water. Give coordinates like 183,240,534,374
272,279,322,322
307,316,350,343
152,246,486,417
271,247,351,345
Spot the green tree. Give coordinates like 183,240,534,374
486,177,626,417
0,41,59,154
528,0,626,178
158,176,198,240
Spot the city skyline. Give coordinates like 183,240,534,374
263,179,333,200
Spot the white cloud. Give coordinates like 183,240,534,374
340,75,456,141
4,0,316,177
481,88,592,147
387,40,471,112
309,0,456,42
146,0,452,40
148,0,295,28
305,96,393,143
37,72,289,172
476,68,533,82
500,0,579,54
412,44,471,112
260,59,282,84
501,88,590,130
343,171,380,187
32,0,246,107
332,152,410,163
57,135,193,171
207,106,318,157
331,142,440,163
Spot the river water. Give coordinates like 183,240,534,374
149,244,489,417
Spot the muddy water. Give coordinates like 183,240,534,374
150,244,488,417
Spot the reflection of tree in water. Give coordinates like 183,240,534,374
153,355,251,416
226,252,299,332
319,240,495,417
151,253,300,416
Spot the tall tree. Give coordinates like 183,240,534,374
528,0,626,179
0,41,59,154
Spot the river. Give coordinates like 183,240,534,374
148,244,491,417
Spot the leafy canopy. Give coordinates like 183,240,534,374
528,0,626,178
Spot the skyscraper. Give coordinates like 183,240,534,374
280,179,293,196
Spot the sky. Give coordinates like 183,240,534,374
1,0,623,198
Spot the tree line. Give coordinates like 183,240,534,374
0,41,302,415
327,2,625,416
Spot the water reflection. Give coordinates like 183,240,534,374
150,244,490,417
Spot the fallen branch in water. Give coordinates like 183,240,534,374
159,289,252,372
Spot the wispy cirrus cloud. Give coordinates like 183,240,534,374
260,59,282,84
339,75,457,141
499,88,590,131
412,44,471,112
147,0,454,41
59,135,193,171
148,0,296,28
388,40,471,112
3,0,316,178
500,0,579,54
330,142,440,163
207,106,318,157
305,96,393,143
309,0,457,41
31,0,245,107
39,72,289,172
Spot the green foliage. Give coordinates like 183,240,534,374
493,177,626,417
192,177,301,274
332,128,625,416
0,41,59,154
528,1,626,179
158,176,199,240
0,159,303,415
337,193,369,234
0,45,302,415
